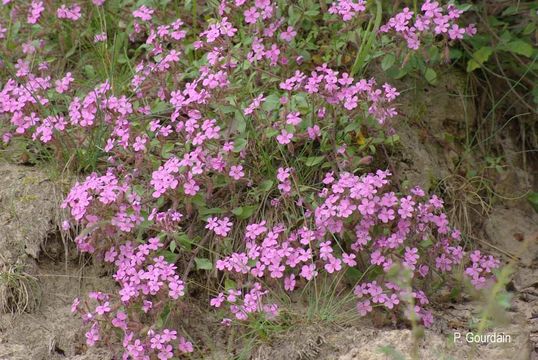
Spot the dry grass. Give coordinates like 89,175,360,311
0,258,41,315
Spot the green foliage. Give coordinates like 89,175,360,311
528,192,538,213
464,2,538,105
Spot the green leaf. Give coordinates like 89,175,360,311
232,205,257,220
381,53,395,71
304,9,320,17
195,257,213,270
156,303,171,328
175,233,193,250
224,278,236,290
152,101,169,114
191,193,206,207
117,55,128,64
345,267,363,283
288,5,299,25
133,185,145,196
198,207,225,217
259,180,274,192
343,121,361,133
233,138,248,152
161,143,175,159
83,65,95,78
501,5,519,16
162,251,179,264
262,94,281,112
427,46,440,62
292,93,309,111
65,44,78,58
420,238,433,249
424,68,438,85
449,48,463,61
217,105,236,114
456,3,473,11
503,40,534,58
467,47,493,72
386,66,408,79
304,156,325,167
522,23,536,36
233,111,246,134
265,128,279,138
528,192,538,213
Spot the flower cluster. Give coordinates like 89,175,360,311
206,217,233,237
27,1,45,24
464,250,501,288
380,0,476,49
70,236,194,359
210,283,279,321
278,67,399,125
213,170,498,326
57,3,82,21
0,0,493,357
329,0,366,22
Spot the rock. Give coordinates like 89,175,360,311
335,328,531,360
0,161,61,315
0,161,59,265
484,206,538,267
254,324,532,360
370,68,475,191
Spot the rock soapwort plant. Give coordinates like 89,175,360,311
0,0,500,358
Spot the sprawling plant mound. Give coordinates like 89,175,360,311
0,0,499,358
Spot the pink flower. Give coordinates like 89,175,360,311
133,5,154,21
111,312,127,329
280,26,297,42
435,254,452,272
210,293,225,308
276,129,293,145
57,4,82,21
329,0,366,21
142,300,153,313
244,7,259,24
55,72,74,93
448,24,465,40
229,165,244,180
286,112,301,126
178,337,193,353
300,264,317,280
85,323,100,346
71,297,80,313
244,94,266,115
207,217,233,237
284,274,296,291
0,24,7,39
465,24,477,36
27,1,45,24
133,136,147,152
94,32,107,43
384,294,400,309
356,300,372,316
371,250,385,266
95,301,111,315
342,252,357,266
324,256,342,273
307,125,321,139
